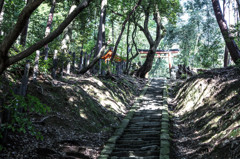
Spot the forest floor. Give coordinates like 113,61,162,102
0,72,147,159
1,66,240,159
168,66,240,159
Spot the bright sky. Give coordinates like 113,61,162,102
179,0,237,26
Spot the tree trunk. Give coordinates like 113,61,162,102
236,0,240,15
223,0,229,67
19,60,30,96
0,0,4,13
125,21,131,74
0,0,92,75
94,0,107,57
212,0,240,64
72,52,75,73
136,45,156,78
136,4,164,78
43,0,56,60
51,50,58,79
20,0,32,47
0,0,5,29
224,46,229,67
61,5,76,76
110,0,142,62
66,51,71,74
79,43,109,74
127,22,139,73
33,50,40,82
112,20,114,44
79,49,83,71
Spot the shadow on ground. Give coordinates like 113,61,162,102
169,66,240,159
0,73,146,159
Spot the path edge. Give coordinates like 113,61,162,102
98,78,152,159
160,79,170,159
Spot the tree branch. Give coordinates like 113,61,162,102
110,0,142,62
79,41,110,74
154,4,163,44
7,0,92,67
0,0,44,54
212,0,240,63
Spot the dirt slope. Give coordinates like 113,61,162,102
0,74,146,159
169,66,240,159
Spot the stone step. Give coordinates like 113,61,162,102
110,156,159,159
122,130,160,134
113,145,159,152
130,118,161,122
115,143,160,149
121,133,159,138
133,112,161,116
116,140,159,145
123,130,160,133
132,113,162,120
125,127,161,134
110,150,159,157
119,137,159,141
127,122,161,127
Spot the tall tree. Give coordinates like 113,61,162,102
133,0,181,78
20,0,32,47
61,4,76,75
223,0,229,67
212,0,240,64
80,0,109,74
0,0,92,75
94,0,107,57
43,0,56,60
135,4,165,78
236,0,240,15
0,0,4,13
0,0,4,33
110,0,142,62
125,20,131,74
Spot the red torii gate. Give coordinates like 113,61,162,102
139,49,179,70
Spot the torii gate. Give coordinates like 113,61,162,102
139,49,179,71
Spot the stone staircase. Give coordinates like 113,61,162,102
110,109,162,158
99,79,169,159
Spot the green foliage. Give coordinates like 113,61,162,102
164,0,224,68
39,58,53,74
236,59,240,67
1,92,50,142
1,0,25,41
229,127,240,138
181,73,187,79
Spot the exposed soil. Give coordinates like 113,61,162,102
168,66,240,159
0,72,147,159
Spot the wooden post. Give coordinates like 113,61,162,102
79,50,83,71
168,52,172,75
52,50,58,79
19,60,30,97
112,62,115,74
87,54,90,66
83,52,87,68
72,52,76,73
66,51,71,75
116,62,120,75
121,61,124,74
60,49,66,78
99,59,102,75
33,50,40,82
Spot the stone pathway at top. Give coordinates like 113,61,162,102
99,78,169,159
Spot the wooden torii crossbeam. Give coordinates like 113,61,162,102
139,49,179,70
